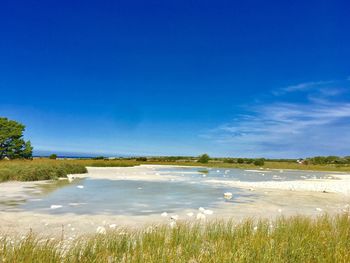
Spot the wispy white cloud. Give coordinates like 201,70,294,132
203,78,350,158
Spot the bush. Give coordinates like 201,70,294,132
136,157,147,161
49,154,57,160
198,154,210,163
237,158,244,164
254,158,265,166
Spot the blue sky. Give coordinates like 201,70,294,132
1,0,350,158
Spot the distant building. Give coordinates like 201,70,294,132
297,159,304,164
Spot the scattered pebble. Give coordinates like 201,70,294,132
50,205,62,209
224,192,233,200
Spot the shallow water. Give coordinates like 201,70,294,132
17,179,254,215
1,167,339,215
156,166,338,181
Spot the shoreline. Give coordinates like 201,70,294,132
1,165,350,238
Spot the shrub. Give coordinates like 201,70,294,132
198,154,210,163
136,157,147,161
254,158,265,166
49,154,57,160
237,158,244,164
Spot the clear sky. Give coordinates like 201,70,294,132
1,0,350,158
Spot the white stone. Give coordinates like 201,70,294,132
96,226,106,234
50,205,62,209
224,192,233,200
198,207,205,212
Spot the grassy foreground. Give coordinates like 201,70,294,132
1,214,350,262
0,160,87,182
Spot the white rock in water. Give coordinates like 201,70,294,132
224,192,233,200
216,170,220,173
198,207,205,212
204,209,213,215
196,213,206,220
77,185,84,189
187,212,194,217
50,205,62,209
170,215,179,220
109,224,117,229
161,212,168,217
96,226,106,234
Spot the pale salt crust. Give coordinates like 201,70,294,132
204,173,350,195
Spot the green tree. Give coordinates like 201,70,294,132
253,158,265,166
49,154,57,160
237,158,244,164
198,154,210,163
0,117,33,160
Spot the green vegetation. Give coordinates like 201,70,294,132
1,214,350,262
198,153,210,163
0,117,33,160
0,160,87,182
1,155,350,183
253,158,265,166
306,156,350,165
49,154,57,160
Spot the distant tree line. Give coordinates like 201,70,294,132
305,156,350,165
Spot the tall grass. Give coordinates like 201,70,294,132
1,214,350,262
0,160,87,182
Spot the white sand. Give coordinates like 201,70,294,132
204,173,350,195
